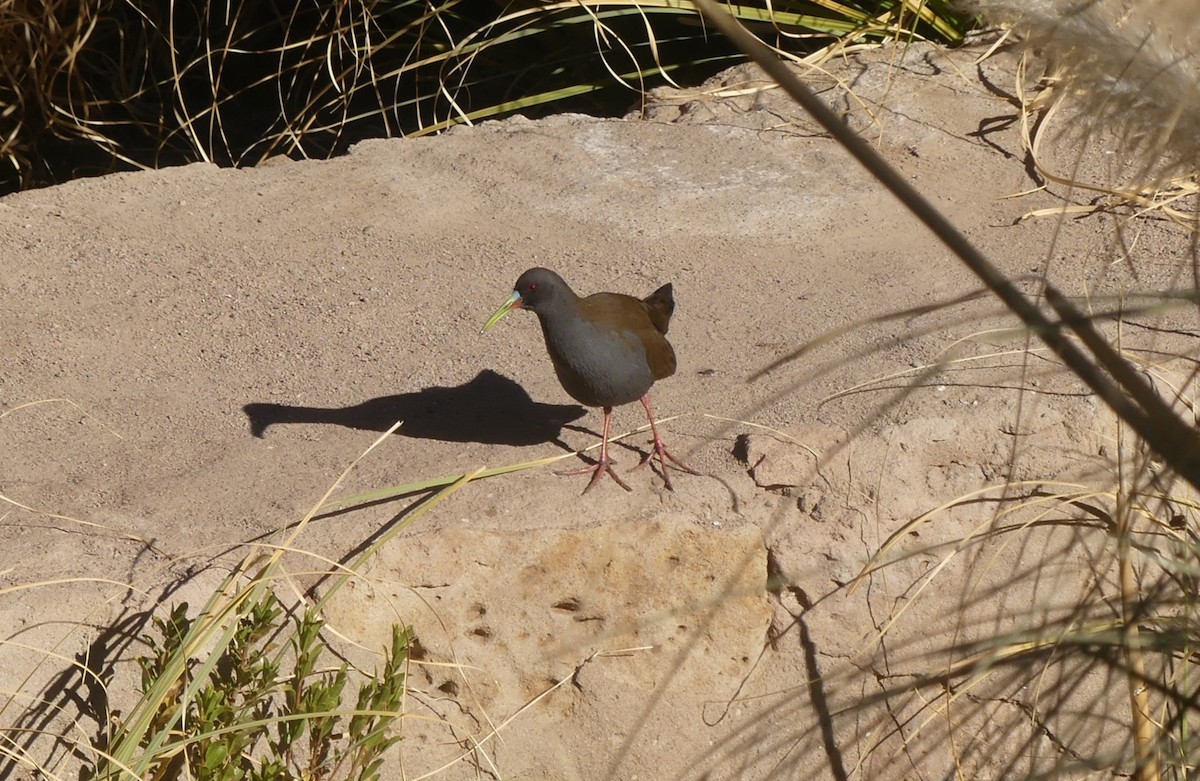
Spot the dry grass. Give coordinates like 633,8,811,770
685,0,1200,777
969,0,1200,188
0,0,969,194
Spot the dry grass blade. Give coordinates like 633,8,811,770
317,415,679,511
313,467,484,608
847,480,1096,593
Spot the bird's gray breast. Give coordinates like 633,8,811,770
539,315,654,408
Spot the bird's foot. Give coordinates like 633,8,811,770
636,444,699,490
557,460,633,493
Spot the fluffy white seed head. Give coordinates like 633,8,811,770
967,0,1200,184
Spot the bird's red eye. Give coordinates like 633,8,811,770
529,283,538,291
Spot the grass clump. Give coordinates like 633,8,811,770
93,592,409,781
0,423,490,781
0,0,973,194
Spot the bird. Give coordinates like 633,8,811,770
482,267,697,493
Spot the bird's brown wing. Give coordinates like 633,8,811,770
581,292,677,381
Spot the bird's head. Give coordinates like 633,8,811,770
481,267,572,332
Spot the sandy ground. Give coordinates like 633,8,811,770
2,41,1196,779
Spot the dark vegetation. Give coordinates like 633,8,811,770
0,0,969,194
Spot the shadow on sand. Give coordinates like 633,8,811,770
243,369,586,446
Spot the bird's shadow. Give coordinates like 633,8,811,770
243,369,586,446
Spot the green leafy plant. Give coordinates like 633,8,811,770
95,593,410,781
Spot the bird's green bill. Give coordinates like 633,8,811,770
481,291,522,334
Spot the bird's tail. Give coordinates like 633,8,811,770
643,283,675,335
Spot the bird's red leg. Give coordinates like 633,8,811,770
635,395,698,490
558,406,632,493
587,408,632,493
